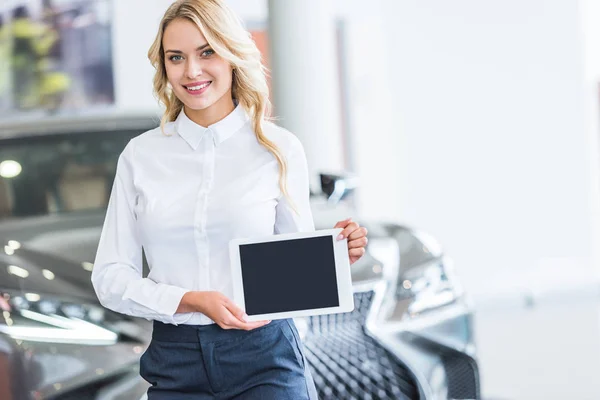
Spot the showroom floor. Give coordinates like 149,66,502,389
474,294,600,400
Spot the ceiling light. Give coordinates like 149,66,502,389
0,160,22,179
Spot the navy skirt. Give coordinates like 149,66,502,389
140,318,319,399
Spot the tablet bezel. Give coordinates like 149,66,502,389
229,228,354,321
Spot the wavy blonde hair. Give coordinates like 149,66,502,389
148,0,295,211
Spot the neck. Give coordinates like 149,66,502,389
184,95,236,127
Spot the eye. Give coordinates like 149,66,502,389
168,55,183,62
201,49,215,57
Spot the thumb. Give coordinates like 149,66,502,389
334,217,352,229
226,302,248,322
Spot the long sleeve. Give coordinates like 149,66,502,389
91,140,191,325
274,136,315,234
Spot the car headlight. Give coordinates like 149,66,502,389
0,291,119,345
396,258,462,317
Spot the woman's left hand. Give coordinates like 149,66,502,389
334,218,368,265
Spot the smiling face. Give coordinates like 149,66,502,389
162,18,234,125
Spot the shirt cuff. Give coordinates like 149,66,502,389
160,286,193,326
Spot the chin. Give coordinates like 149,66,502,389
187,103,212,111
183,99,214,111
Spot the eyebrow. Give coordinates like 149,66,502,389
165,43,210,54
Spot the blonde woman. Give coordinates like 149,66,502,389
91,1,368,398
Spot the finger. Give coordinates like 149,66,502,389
349,247,366,258
348,237,368,249
226,317,271,331
333,217,352,229
337,222,359,240
348,227,368,241
224,300,248,322
241,320,272,331
219,312,242,329
223,303,271,330
219,310,259,330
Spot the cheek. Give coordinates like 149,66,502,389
209,61,233,85
216,70,233,92
164,64,181,86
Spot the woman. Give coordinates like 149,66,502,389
91,1,368,398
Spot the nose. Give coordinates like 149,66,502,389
185,58,203,80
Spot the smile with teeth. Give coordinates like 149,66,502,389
185,82,211,91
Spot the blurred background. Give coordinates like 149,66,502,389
1,0,600,399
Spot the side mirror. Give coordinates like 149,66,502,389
319,173,359,205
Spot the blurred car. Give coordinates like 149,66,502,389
0,115,480,400
0,244,152,400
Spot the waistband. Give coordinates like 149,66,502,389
152,319,288,344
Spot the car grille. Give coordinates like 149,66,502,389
442,351,480,399
302,291,420,400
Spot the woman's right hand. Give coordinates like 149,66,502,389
178,291,271,330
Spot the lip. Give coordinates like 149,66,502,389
183,81,212,96
183,81,211,88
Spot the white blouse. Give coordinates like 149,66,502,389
91,105,315,325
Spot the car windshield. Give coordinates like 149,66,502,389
0,129,142,220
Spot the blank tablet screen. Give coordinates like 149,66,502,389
239,236,340,315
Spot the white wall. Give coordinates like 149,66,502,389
111,0,170,114
340,16,406,224
581,0,600,283
367,0,600,303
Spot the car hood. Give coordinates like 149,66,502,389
0,210,106,265
0,244,98,302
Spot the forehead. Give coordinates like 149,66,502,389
163,18,207,50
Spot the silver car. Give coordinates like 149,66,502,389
0,115,480,399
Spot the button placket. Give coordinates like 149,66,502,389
195,130,216,311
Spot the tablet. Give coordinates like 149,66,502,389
229,228,355,321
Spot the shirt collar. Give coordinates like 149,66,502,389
174,104,249,150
